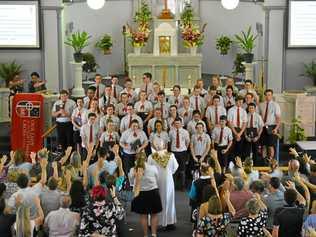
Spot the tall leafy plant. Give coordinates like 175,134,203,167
234,26,258,54
65,31,91,53
95,34,113,54
134,0,152,27
288,117,306,144
0,61,22,87
301,60,316,85
180,2,194,26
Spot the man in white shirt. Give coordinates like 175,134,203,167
52,90,76,149
239,80,259,104
80,112,100,152
120,78,137,104
134,90,153,124
190,122,211,165
205,95,226,132
98,85,118,111
83,86,96,109
168,85,184,108
110,75,123,100
259,89,281,160
120,119,148,174
92,74,105,99
227,95,248,158
187,110,207,135
154,90,170,120
245,103,264,164
140,72,154,97
169,118,190,190
100,104,120,132
71,98,88,150
120,103,143,133
178,96,193,128
190,86,205,116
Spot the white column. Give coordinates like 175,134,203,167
70,62,85,98
263,0,286,92
242,62,257,81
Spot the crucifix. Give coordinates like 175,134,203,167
159,0,174,19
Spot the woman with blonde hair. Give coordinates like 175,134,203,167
15,196,44,237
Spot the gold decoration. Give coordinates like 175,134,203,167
152,151,171,168
159,36,171,55
159,0,174,19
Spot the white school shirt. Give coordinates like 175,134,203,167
92,83,105,98
120,89,138,104
205,105,227,125
259,100,281,126
187,119,207,135
134,100,153,113
168,95,184,108
140,82,154,96
80,122,100,147
52,99,76,123
129,163,159,191
169,128,190,152
223,95,236,108
149,131,170,147
191,133,211,156
99,114,120,131
120,114,143,133
167,117,184,130
98,96,118,110
247,112,264,129
204,94,225,108
178,107,193,126
211,126,233,146
242,103,260,113
116,102,128,117
100,131,120,144
190,95,206,113
83,96,93,109
120,129,148,154
111,84,123,99
71,107,88,131
154,101,170,119
227,106,248,128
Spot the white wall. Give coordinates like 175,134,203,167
63,0,132,87
200,1,265,76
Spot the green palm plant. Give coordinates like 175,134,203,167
0,61,22,87
302,60,316,85
234,26,258,63
65,31,91,62
95,34,113,54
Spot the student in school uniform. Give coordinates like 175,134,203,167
209,75,222,93
110,75,123,100
120,119,148,175
196,79,208,97
245,103,264,164
239,80,259,104
190,86,206,116
83,86,96,109
205,95,227,132
99,121,120,148
98,85,118,111
71,98,88,151
134,90,153,126
52,89,76,149
99,104,120,132
243,92,259,113
227,95,248,158
169,117,190,190
190,122,211,169
259,89,281,160
154,90,170,120
223,85,236,111
116,93,129,119
80,112,100,157
148,82,162,105
211,115,233,171
167,105,182,131
221,77,239,96
150,120,170,152
92,74,105,99
187,110,207,136
120,103,143,133
168,85,184,108
120,78,138,104
178,96,193,128
204,86,225,108
140,72,154,97
147,108,168,134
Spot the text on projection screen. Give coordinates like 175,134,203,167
0,4,38,47
289,1,316,47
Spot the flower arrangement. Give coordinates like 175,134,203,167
151,151,171,168
134,0,152,28
125,24,150,48
181,23,207,48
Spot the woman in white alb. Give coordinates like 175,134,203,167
147,139,179,229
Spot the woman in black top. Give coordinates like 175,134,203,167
0,197,16,237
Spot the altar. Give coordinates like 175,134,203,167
128,53,202,88
127,0,203,88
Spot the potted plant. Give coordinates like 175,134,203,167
0,61,22,87
82,53,98,73
288,117,306,144
181,23,207,55
234,26,258,63
65,31,91,63
232,53,245,75
95,34,113,55
301,60,316,85
180,2,194,27
216,35,233,55
134,0,152,28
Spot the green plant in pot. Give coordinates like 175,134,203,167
95,34,113,55
0,61,22,87
216,35,232,55
288,117,306,144
232,53,245,75
65,31,91,63
301,60,316,85
234,26,258,63
82,53,98,73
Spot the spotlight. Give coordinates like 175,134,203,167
87,0,105,10
221,0,239,10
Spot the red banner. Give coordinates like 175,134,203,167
11,93,44,161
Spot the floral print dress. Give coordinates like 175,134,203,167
196,213,232,237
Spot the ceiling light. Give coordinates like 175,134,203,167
87,0,105,10
221,0,239,10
